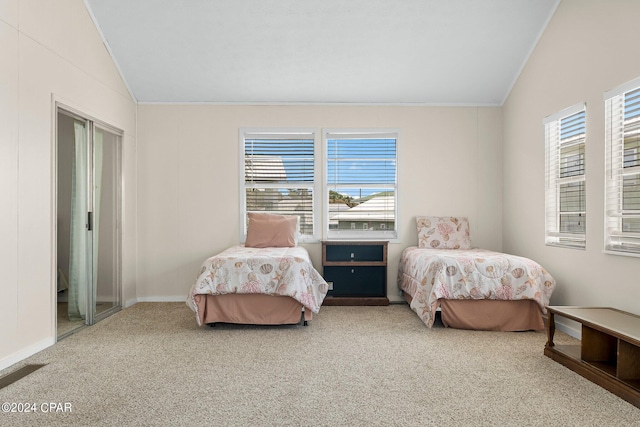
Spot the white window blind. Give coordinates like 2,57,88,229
605,78,640,254
240,130,318,241
323,130,398,240
544,104,586,248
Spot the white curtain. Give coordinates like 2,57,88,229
68,120,88,321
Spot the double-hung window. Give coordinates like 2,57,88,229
544,104,587,249
240,129,319,242
605,78,640,254
323,130,398,240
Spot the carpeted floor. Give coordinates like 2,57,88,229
1,303,638,426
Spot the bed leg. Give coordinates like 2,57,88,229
303,320,308,326
208,323,216,328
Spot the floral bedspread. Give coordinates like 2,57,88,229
398,247,556,327
187,245,329,325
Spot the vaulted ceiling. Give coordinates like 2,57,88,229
85,0,559,105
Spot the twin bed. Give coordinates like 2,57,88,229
187,214,556,332
187,245,328,326
398,216,556,331
186,212,329,326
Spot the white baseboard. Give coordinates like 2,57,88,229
0,337,55,372
555,319,581,339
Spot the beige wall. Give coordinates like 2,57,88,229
502,0,640,330
0,0,137,370
136,105,503,302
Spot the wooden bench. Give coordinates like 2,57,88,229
545,306,640,408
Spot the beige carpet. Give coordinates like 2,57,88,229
1,303,638,426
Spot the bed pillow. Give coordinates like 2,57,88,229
248,212,300,242
416,216,471,249
245,213,298,248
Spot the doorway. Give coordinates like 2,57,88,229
56,106,122,339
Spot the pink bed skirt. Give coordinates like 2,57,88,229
194,294,312,326
404,293,544,331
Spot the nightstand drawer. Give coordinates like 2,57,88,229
323,266,386,297
324,243,385,263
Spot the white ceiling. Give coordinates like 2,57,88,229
84,0,559,105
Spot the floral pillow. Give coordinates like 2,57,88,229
416,216,471,249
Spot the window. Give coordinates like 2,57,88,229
544,104,586,249
323,130,398,240
605,78,640,254
240,129,319,241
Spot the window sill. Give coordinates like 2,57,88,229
603,249,640,258
545,243,586,250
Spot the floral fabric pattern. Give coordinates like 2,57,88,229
187,245,329,326
398,246,556,328
417,216,471,249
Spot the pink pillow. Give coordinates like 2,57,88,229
416,216,471,249
245,213,298,248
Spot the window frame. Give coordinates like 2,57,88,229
604,77,640,256
543,103,587,249
239,128,321,243
322,129,399,241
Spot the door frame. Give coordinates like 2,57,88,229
53,100,124,339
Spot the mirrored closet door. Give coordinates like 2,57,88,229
56,106,122,339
